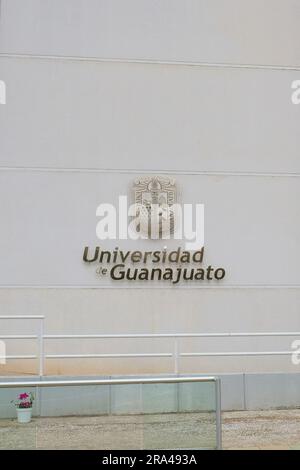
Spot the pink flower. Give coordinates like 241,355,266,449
19,402,31,408
19,393,29,400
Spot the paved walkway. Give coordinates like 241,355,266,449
0,409,300,450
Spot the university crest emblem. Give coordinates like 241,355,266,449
133,176,177,238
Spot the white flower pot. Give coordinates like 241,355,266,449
17,407,32,424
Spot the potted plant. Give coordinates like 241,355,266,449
11,392,34,423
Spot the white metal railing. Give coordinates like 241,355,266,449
0,315,299,376
0,315,44,375
0,375,222,450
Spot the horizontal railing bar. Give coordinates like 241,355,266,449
1,355,38,359
45,353,173,359
0,376,217,388
2,351,293,359
0,335,38,339
44,332,300,339
0,315,44,319
181,351,295,357
2,351,294,360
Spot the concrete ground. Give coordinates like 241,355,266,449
0,409,300,450
222,409,300,450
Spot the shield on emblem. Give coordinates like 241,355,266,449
133,176,177,238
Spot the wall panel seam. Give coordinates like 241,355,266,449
0,167,299,178
0,53,300,71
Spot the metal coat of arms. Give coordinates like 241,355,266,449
133,176,177,238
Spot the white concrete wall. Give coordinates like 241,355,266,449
0,0,299,377
0,0,299,66
1,57,300,173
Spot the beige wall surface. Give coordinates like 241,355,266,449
0,288,299,376
0,58,300,173
0,0,299,66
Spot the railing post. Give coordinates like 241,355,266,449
38,318,44,377
215,377,222,450
173,337,179,374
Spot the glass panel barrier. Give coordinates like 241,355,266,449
142,381,217,449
